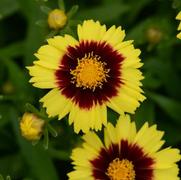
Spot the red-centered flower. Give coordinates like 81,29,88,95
27,20,145,133
68,114,181,180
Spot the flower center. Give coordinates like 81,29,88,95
106,158,135,180
70,52,109,91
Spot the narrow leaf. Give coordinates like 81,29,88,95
58,0,65,11
67,5,79,19
47,124,58,137
148,92,181,124
43,128,49,150
40,5,51,14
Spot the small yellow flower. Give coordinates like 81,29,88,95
68,114,181,180
176,11,181,39
20,113,45,141
48,9,67,29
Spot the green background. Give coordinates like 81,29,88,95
0,0,181,179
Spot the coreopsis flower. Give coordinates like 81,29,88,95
48,9,67,29
20,113,45,141
176,11,181,39
68,114,181,180
27,20,145,133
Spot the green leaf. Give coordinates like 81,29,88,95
40,5,51,14
0,104,10,128
76,3,129,22
58,0,65,11
35,20,47,27
172,0,181,9
46,30,58,39
157,119,181,145
0,154,23,178
0,0,19,20
1,58,32,101
67,5,79,19
148,92,181,124
0,175,4,180
47,124,58,137
0,41,24,59
25,103,40,115
6,176,11,180
43,128,49,150
143,71,162,90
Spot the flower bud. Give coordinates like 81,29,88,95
146,27,162,44
48,9,67,29
20,113,44,141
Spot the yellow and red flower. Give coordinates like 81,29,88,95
28,20,145,133
68,114,180,180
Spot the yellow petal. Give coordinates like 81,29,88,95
83,131,104,152
68,167,93,180
177,32,181,39
47,35,78,52
33,44,64,69
102,25,125,47
104,123,117,148
121,68,144,87
37,44,61,60
176,11,181,20
116,114,136,143
40,88,72,119
27,65,56,89
34,53,61,70
71,147,95,168
69,104,107,133
133,123,165,154
78,20,106,41
107,91,141,114
120,84,145,102
153,165,180,180
153,148,181,169
177,22,181,30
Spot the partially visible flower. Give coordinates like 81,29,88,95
176,11,181,39
20,113,45,141
48,9,67,29
68,114,181,180
27,20,145,133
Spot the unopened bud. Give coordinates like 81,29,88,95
48,9,67,29
146,27,162,44
20,113,45,141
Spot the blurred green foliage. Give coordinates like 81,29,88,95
0,0,181,179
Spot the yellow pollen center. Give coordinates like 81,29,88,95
106,158,136,180
70,53,109,90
